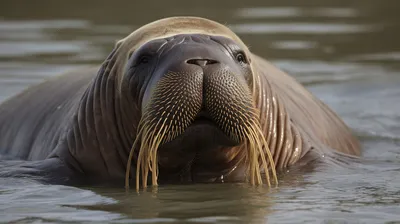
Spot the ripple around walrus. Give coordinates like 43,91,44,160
235,7,359,19
272,60,385,86
346,52,400,62
0,20,90,31
0,178,121,223
0,41,88,57
229,23,375,34
270,40,318,50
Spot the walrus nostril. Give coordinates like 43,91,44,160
186,59,219,67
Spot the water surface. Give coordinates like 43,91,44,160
0,0,399,223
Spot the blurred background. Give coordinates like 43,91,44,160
0,0,400,223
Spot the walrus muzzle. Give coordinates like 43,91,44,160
124,34,277,189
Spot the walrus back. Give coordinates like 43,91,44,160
0,67,99,160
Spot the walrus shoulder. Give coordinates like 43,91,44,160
0,67,99,160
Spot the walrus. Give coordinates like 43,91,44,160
0,16,361,189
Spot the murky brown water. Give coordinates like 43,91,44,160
1,0,400,223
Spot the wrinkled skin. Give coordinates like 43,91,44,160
0,17,361,186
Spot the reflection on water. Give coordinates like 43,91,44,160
0,0,400,223
230,23,374,34
0,178,121,223
236,7,359,18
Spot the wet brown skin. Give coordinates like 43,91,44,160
0,17,361,187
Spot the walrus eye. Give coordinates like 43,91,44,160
138,55,150,65
236,52,247,64
132,54,151,67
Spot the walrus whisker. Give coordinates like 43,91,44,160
243,124,260,186
247,122,269,184
238,112,278,187
134,124,149,190
136,127,154,189
250,108,278,185
246,133,256,185
128,99,278,190
148,123,168,186
125,119,147,190
246,122,272,187
254,122,278,186
139,128,157,188
141,126,154,188
125,113,160,190
148,127,167,187
133,116,161,189
135,116,170,189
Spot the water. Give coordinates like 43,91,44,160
0,0,399,223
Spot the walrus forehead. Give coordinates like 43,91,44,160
117,17,249,54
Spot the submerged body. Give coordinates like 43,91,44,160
0,17,360,188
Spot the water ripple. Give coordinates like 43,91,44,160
270,40,318,50
230,23,374,34
0,179,120,223
347,52,400,62
236,7,359,19
0,41,88,57
0,20,90,31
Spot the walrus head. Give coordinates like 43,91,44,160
105,17,277,189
